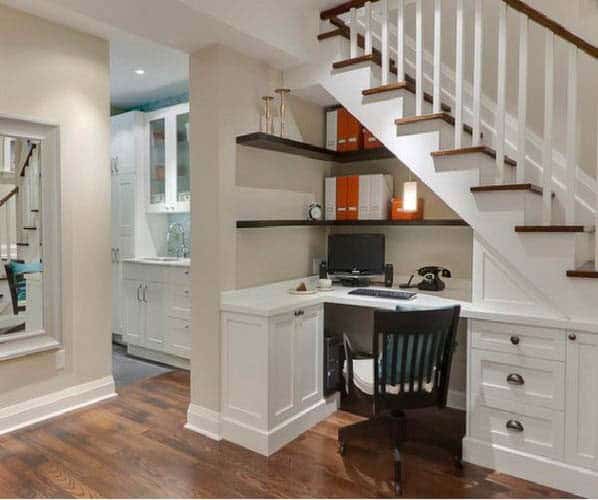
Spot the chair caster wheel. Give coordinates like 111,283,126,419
338,441,346,456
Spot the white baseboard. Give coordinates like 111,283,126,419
464,437,598,498
0,375,116,435
185,403,222,441
221,395,339,456
447,390,466,411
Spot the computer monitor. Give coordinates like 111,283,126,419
327,234,385,278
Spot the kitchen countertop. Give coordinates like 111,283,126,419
221,276,598,334
123,257,190,268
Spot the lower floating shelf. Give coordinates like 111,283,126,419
236,219,469,228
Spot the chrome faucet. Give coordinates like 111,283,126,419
166,222,189,258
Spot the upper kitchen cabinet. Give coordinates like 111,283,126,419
145,103,190,213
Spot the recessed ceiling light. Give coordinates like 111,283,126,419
134,69,145,75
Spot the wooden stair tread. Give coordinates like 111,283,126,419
395,113,475,136
333,54,378,69
23,226,37,230
431,146,517,166
16,242,29,247
515,225,590,233
31,209,39,213
567,262,598,279
470,183,543,195
321,0,377,20
317,28,345,41
363,81,409,96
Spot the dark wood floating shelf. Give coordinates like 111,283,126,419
237,219,469,228
236,132,395,163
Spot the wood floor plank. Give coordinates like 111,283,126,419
0,370,576,498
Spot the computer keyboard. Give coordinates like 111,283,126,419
348,288,417,300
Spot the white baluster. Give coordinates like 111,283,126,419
3,202,8,260
495,2,507,183
350,7,358,59
364,2,372,56
542,31,555,225
416,0,423,115
595,111,598,269
0,205,4,260
565,45,577,225
396,0,405,81
517,13,528,183
381,0,389,86
433,0,442,114
454,0,464,148
7,196,14,259
472,0,483,146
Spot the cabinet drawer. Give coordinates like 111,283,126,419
470,402,564,460
471,350,564,410
166,317,191,359
471,320,565,361
169,267,190,285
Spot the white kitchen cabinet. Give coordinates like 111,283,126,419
123,279,144,346
145,103,190,214
565,331,598,471
143,281,169,352
222,303,331,455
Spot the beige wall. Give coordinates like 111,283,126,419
0,6,111,407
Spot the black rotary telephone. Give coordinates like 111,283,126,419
400,266,452,292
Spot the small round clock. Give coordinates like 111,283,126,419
307,202,323,221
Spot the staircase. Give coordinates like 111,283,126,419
289,0,598,322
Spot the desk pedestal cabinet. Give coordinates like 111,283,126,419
221,304,338,456
464,319,598,498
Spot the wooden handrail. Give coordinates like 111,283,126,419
0,187,18,209
503,1,597,59
320,0,379,20
19,143,36,178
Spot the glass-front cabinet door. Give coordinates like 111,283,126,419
145,103,190,213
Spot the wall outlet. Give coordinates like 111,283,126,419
55,349,65,370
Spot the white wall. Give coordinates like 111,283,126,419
0,6,111,406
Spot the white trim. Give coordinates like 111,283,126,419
185,403,222,441
464,437,598,498
221,395,338,456
447,389,466,411
0,376,116,435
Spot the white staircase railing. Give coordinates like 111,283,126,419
326,0,598,268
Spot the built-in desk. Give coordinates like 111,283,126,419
219,277,598,497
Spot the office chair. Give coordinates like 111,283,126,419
338,305,461,496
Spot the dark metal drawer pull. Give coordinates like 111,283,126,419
507,373,525,386
506,420,524,433
510,336,520,345
294,310,304,317
568,333,577,341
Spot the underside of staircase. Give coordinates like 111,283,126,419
287,0,598,322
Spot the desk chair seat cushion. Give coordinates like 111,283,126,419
343,358,434,396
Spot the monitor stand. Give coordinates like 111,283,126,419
338,276,372,288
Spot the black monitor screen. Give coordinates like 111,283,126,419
327,234,385,275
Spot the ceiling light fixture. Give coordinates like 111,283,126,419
134,69,145,75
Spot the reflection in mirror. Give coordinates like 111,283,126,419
0,135,43,337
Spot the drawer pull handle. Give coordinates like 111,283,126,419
568,333,577,341
294,310,304,317
510,336,520,346
506,420,524,433
507,373,525,386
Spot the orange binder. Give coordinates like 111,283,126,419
336,176,348,220
346,175,359,220
337,108,362,152
362,127,383,150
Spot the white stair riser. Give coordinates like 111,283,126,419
396,119,472,150
432,153,515,185
471,191,543,226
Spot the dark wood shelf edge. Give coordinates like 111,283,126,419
237,219,469,228
236,132,394,163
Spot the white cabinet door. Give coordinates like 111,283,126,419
123,280,144,346
144,282,168,352
116,173,135,259
269,312,296,426
565,332,598,471
294,305,323,412
165,317,191,359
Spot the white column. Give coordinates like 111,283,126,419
454,0,464,148
472,0,483,146
416,0,423,115
396,0,405,81
595,110,598,269
516,13,528,183
381,0,389,85
495,2,507,183
364,2,372,56
565,45,578,225
542,31,555,225
350,7,358,59
433,0,442,114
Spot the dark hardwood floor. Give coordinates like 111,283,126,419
0,370,574,498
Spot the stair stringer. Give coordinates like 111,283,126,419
285,44,598,323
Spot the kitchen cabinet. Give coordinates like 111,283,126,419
145,103,190,213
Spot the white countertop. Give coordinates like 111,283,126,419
123,257,190,268
221,276,598,334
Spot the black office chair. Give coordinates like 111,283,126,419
338,305,461,496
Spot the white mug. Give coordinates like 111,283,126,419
319,278,332,289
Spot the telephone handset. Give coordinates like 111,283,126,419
400,266,452,292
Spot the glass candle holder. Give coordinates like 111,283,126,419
274,88,291,138
261,96,274,134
